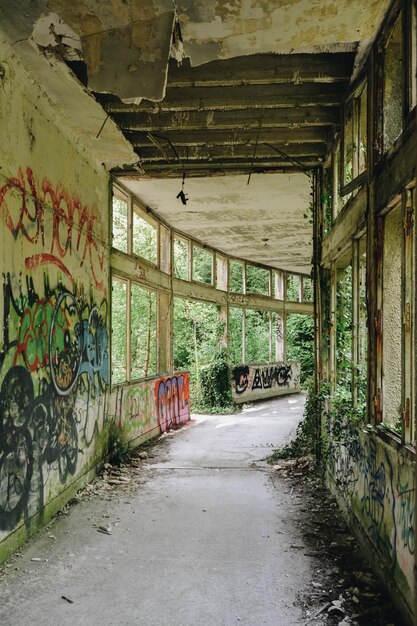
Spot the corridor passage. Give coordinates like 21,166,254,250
0,395,316,626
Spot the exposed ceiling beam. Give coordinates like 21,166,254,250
136,143,326,162
106,107,340,131
137,158,319,173
166,53,355,87
125,127,331,147
134,82,347,113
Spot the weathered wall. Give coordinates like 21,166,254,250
328,427,415,622
0,37,133,558
231,362,300,403
108,372,190,443
382,204,403,430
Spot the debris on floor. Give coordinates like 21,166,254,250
277,462,405,626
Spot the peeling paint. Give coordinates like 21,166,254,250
121,172,313,274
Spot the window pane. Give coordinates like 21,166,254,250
174,237,189,280
112,193,128,252
132,206,157,264
302,277,313,302
382,204,402,432
336,264,353,392
229,307,243,365
384,12,404,151
111,278,127,383
286,313,315,384
357,248,367,405
343,98,354,186
173,298,218,382
359,84,367,174
245,309,270,363
286,274,300,301
246,265,270,296
130,283,157,379
192,246,213,284
230,260,244,293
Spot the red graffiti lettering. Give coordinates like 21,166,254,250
0,167,105,291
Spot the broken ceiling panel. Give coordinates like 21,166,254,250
46,0,176,100
176,0,391,69
1,0,177,101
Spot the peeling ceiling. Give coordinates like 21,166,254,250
1,0,392,273
177,0,390,70
120,172,313,274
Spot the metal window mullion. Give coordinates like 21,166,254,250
126,278,132,383
352,240,360,406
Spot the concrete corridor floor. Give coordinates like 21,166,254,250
0,394,323,626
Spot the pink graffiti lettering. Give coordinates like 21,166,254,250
155,374,190,433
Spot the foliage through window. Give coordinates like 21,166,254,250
112,192,128,253
174,236,189,280
132,206,157,264
173,298,222,385
111,277,127,384
130,283,157,379
286,314,314,384
286,274,301,301
336,263,353,393
302,277,313,302
229,260,244,293
245,309,270,363
192,245,213,284
246,264,270,296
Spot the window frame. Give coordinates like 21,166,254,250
340,76,368,196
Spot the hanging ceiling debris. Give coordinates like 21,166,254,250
0,0,391,272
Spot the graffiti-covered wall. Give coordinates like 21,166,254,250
109,373,190,442
231,362,300,403
0,39,117,555
328,428,415,619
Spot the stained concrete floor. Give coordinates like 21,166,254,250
0,394,318,626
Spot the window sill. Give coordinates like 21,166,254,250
363,424,415,461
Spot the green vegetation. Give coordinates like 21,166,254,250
267,380,326,463
197,353,235,414
107,422,131,466
286,313,314,385
245,309,270,364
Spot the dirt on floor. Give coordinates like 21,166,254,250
0,435,407,626
272,457,405,626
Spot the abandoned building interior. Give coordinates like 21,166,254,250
0,0,416,623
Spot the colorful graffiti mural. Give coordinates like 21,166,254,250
232,362,300,402
108,373,190,439
0,275,108,532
